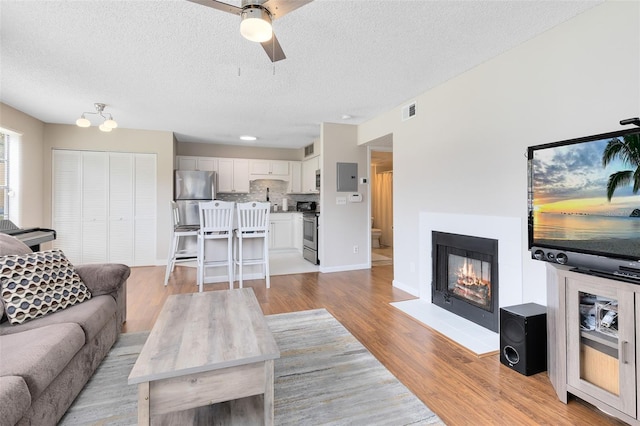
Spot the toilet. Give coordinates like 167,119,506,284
371,217,382,248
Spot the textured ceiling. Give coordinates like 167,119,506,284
0,0,601,149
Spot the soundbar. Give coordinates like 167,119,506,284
531,246,640,284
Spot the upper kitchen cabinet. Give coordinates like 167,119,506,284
218,158,250,193
249,159,289,177
176,156,217,171
287,161,302,194
302,156,320,193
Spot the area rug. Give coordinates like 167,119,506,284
59,309,443,425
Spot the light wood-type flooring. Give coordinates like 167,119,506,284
124,264,625,425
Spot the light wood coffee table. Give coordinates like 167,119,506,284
128,288,280,425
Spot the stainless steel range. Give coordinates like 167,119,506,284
297,202,319,265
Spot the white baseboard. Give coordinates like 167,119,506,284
319,263,369,273
392,279,419,297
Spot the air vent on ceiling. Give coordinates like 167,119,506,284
402,102,416,121
304,143,314,157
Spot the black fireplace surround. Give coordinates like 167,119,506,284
432,231,499,332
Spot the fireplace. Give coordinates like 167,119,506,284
432,231,499,332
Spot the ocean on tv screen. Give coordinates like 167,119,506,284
531,131,640,259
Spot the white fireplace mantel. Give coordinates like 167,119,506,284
392,212,525,355
418,212,524,307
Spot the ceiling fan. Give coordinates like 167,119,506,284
187,0,313,62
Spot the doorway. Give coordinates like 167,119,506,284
370,150,393,266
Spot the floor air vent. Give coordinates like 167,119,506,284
402,102,416,121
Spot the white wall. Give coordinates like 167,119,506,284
358,1,640,303
177,141,303,161
319,123,370,271
42,124,175,264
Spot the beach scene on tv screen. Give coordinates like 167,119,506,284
532,132,640,258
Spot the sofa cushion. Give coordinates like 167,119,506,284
0,295,116,343
0,233,32,257
75,263,131,297
0,322,85,401
0,375,31,426
0,249,92,324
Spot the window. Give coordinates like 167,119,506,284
0,132,8,220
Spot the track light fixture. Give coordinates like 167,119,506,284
76,103,118,132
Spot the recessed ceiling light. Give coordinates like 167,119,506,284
240,135,257,141
341,114,352,120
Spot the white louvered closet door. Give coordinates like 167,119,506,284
81,152,109,264
52,150,82,264
52,150,157,266
109,153,134,264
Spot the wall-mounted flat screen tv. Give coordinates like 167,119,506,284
528,126,640,279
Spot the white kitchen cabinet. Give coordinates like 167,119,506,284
269,213,294,250
217,158,250,193
271,160,290,176
287,161,302,194
176,156,217,171
302,156,319,193
249,159,289,176
52,150,157,266
177,156,197,170
293,212,303,252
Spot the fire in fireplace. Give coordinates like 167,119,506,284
432,231,499,332
449,254,492,309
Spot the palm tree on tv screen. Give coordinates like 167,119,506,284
602,133,640,201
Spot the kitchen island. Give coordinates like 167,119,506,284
200,211,304,285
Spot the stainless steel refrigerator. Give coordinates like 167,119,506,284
174,170,217,226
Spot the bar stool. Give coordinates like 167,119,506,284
164,201,199,286
234,201,271,289
197,200,235,292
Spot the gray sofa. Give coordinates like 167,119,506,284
0,234,129,426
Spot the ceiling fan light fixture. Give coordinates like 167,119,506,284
240,7,272,42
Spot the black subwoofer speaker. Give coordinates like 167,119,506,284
499,303,547,376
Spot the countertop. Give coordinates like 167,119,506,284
270,210,320,215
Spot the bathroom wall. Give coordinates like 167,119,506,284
370,151,393,247
370,168,393,247
216,179,319,211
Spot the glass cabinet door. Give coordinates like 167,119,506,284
566,277,636,417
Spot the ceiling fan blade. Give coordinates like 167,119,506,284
261,33,286,62
262,0,313,19
186,0,242,15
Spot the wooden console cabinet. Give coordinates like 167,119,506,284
547,265,640,425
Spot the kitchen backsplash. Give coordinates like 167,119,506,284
216,179,319,211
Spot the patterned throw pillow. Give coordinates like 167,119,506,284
0,249,91,325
